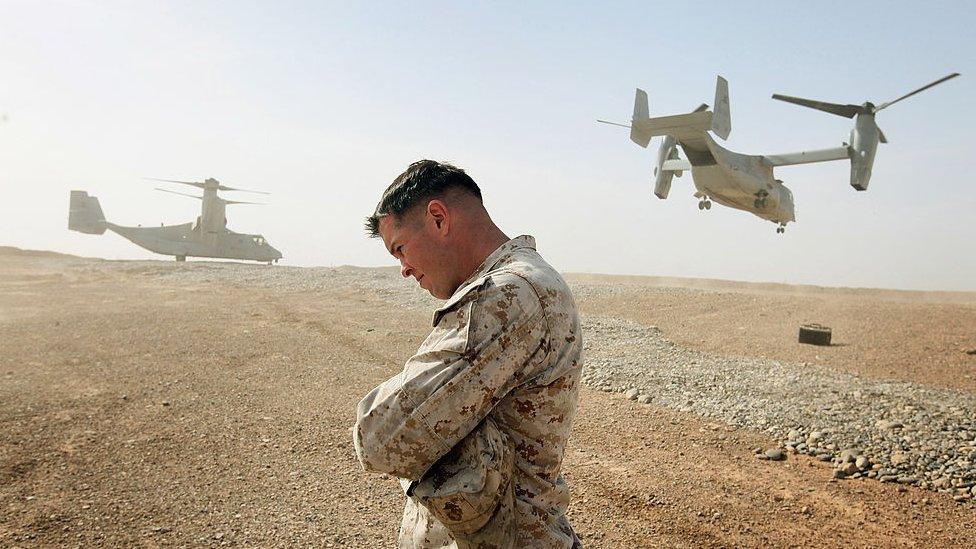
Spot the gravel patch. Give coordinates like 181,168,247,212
580,316,976,502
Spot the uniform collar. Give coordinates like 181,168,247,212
431,235,536,326
460,234,536,288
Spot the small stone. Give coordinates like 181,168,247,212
832,469,847,479
624,389,638,400
637,395,652,404
763,449,786,461
890,452,909,466
855,456,870,470
953,495,968,503
876,420,904,430
840,462,859,476
801,506,811,515
161,400,171,407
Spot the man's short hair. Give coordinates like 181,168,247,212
365,160,482,237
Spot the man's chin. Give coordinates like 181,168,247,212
427,285,453,300
429,288,448,300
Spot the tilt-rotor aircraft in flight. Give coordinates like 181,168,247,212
69,178,282,263
600,73,959,232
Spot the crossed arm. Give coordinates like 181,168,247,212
353,277,548,480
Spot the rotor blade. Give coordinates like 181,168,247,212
771,94,861,118
878,127,888,144
154,187,202,200
222,198,266,205
597,119,631,129
217,185,271,195
874,72,960,112
144,177,206,189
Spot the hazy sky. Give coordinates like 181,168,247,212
1,1,973,290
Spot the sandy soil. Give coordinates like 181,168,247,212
1,248,974,547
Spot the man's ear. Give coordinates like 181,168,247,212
427,200,450,235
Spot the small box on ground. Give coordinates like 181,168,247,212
799,324,832,346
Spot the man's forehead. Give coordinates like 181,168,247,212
377,216,397,246
378,215,410,253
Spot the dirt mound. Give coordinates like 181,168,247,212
0,246,81,259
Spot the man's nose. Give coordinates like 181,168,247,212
400,261,413,279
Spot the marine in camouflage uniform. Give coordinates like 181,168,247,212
354,233,583,547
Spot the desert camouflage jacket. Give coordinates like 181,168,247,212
354,235,583,548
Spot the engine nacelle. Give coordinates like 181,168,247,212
849,113,880,191
653,135,678,199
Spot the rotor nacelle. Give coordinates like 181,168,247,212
848,113,881,191
653,135,679,199
772,72,959,193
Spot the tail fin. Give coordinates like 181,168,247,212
68,190,106,235
711,76,731,140
630,89,652,147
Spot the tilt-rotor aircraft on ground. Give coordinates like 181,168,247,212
600,73,959,232
69,178,282,263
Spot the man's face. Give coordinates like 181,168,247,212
378,205,457,300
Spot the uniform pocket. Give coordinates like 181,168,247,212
420,300,473,355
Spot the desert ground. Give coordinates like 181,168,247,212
1,246,974,548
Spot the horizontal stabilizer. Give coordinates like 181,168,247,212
630,111,714,143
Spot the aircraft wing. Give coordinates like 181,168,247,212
661,158,692,172
763,146,850,167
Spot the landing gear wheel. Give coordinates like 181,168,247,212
704,200,712,210
698,201,705,211
799,324,832,346
175,255,186,262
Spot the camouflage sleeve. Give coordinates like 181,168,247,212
353,274,550,480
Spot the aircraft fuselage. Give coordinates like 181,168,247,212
680,134,796,224
107,223,282,262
